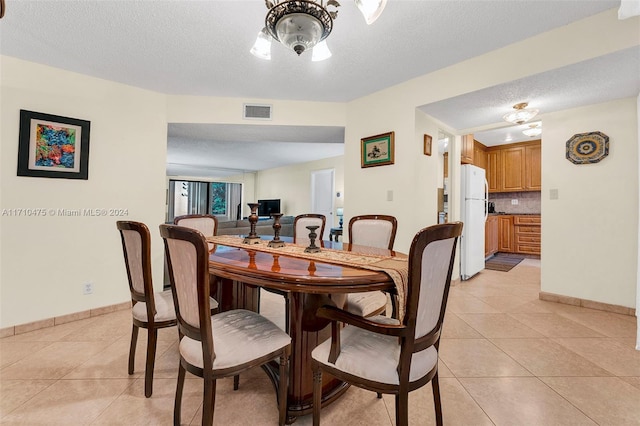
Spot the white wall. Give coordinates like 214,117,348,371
1,57,168,327
541,98,638,308
255,156,344,228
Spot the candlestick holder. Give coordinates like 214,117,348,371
304,225,321,253
243,203,261,245
268,213,285,248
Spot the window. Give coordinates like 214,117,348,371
167,180,242,223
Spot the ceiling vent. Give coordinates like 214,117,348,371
243,103,272,120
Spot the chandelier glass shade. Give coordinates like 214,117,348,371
503,102,539,125
522,122,542,137
251,0,386,61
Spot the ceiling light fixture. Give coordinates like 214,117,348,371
251,0,387,61
503,102,539,125
522,122,542,137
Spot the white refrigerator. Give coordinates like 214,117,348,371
460,164,488,280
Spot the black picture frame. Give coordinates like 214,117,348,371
17,109,91,180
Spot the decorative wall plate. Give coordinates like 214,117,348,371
566,131,609,164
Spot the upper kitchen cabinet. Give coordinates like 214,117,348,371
461,134,474,164
473,140,488,170
487,140,541,192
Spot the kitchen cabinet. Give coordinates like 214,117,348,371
443,152,448,178
461,134,474,164
474,140,487,170
487,150,501,192
485,215,498,258
525,144,541,190
497,215,514,253
487,140,540,192
514,215,541,254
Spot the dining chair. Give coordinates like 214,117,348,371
345,214,398,318
174,214,218,244
293,213,326,245
116,220,178,398
311,222,463,426
160,224,291,426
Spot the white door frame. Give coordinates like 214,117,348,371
311,168,335,241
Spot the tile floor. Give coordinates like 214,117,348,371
1,259,639,425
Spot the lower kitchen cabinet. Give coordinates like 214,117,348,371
485,215,498,258
514,215,541,254
497,216,514,253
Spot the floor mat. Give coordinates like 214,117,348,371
485,253,525,272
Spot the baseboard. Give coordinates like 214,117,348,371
539,291,636,316
0,301,131,338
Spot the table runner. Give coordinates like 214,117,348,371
207,235,409,320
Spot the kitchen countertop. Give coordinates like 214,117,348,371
489,212,541,216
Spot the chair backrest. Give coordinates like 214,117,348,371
402,222,463,365
116,221,157,321
348,214,398,250
293,214,326,244
160,224,215,367
174,214,218,237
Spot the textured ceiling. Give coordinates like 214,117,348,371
1,0,634,176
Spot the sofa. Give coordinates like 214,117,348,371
217,215,294,237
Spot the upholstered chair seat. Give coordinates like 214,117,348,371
343,291,388,317
179,309,292,370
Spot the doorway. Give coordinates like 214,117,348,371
311,169,334,240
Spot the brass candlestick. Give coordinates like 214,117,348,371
243,203,261,245
268,213,285,248
304,225,321,253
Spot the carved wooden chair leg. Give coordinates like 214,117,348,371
278,351,289,426
432,373,443,426
233,375,240,391
144,328,158,397
128,324,139,375
377,392,382,399
395,391,409,426
202,378,216,426
174,363,186,426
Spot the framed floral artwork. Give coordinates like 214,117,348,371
361,131,394,168
17,110,91,180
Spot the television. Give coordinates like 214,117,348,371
257,199,281,217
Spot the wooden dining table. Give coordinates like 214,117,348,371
206,236,406,422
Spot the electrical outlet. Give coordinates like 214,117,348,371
511,199,519,205
550,188,559,200
83,282,93,295
387,190,393,201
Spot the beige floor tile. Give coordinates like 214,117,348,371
445,295,501,314
438,339,531,377
62,334,174,379
474,294,537,312
0,379,131,425
92,377,202,425
378,378,493,426
490,338,613,376
620,376,640,390
459,377,597,425
508,312,606,338
1,317,98,343
541,376,640,425
552,337,640,376
294,385,392,426
0,341,111,380
553,311,637,338
457,313,545,338
0,341,53,369
437,360,454,378
441,313,483,339
0,380,54,418
504,299,556,314
60,310,132,342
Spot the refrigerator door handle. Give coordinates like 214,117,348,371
484,178,489,222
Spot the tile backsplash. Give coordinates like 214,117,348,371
490,191,541,214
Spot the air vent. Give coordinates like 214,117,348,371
243,103,272,120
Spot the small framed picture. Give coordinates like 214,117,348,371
361,131,394,168
17,110,91,180
424,134,432,156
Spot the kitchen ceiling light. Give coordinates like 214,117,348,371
251,0,386,61
503,102,539,125
522,122,542,137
